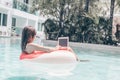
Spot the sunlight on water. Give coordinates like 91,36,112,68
0,38,120,80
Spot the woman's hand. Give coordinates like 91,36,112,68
56,45,68,50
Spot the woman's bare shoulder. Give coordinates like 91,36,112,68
27,43,43,47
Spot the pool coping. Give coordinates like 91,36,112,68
1,37,119,53
43,40,120,53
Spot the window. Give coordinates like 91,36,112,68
12,18,16,26
38,22,42,31
24,0,29,4
0,13,8,26
2,14,7,26
0,13,1,25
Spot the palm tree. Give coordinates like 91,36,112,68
84,0,90,12
108,0,115,44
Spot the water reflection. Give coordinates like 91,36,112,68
21,60,78,76
6,76,46,80
0,37,21,47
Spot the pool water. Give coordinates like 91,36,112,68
0,38,120,80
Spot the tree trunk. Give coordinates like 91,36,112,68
109,0,115,44
58,0,65,37
84,0,90,12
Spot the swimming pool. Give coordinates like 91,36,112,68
0,38,120,80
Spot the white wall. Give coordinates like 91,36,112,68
0,0,12,7
16,17,26,28
28,20,35,27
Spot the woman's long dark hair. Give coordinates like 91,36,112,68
21,26,36,52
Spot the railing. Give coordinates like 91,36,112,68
12,0,36,15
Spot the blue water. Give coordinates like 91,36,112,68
0,38,120,80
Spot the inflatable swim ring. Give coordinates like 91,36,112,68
20,49,78,76
20,50,77,64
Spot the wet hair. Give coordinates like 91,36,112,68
21,26,36,52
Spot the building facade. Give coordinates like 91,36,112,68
0,0,46,37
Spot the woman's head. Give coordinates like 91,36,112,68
21,26,36,52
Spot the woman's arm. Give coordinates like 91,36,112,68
67,47,79,61
56,46,79,61
25,43,54,54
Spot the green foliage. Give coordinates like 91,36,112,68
43,14,111,44
32,0,118,45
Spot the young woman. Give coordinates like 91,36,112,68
21,26,79,61
21,26,54,54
